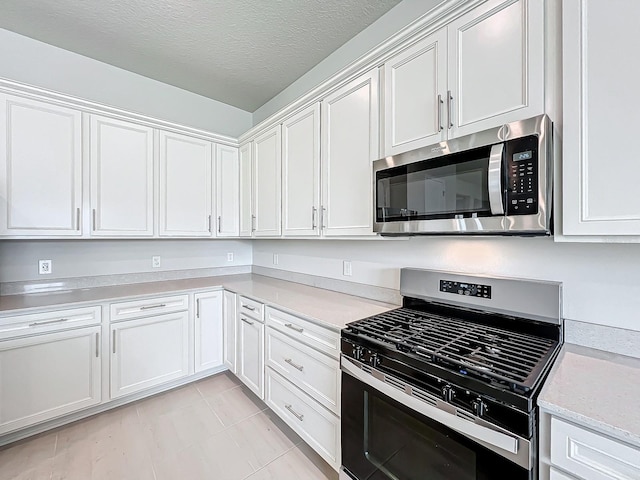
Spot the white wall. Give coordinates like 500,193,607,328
0,240,252,283
253,238,640,332
0,29,252,137
252,0,444,124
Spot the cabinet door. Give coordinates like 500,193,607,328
194,291,224,373
447,0,544,138
239,142,253,237
0,326,101,434
282,103,321,237
0,94,82,236
237,312,264,398
215,145,240,237
383,30,447,156
90,115,154,236
159,131,212,237
223,290,237,373
321,70,379,236
253,125,282,237
110,312,189,398
563,0,640,236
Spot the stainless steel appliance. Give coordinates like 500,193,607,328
373,115,552,235
340,268,562,480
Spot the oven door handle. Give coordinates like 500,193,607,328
342,357,521,456
488,143,505,215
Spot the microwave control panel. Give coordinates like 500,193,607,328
504,135,539,215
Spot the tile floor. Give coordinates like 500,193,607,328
0,372,339,480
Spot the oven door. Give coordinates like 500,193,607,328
341,364,533,480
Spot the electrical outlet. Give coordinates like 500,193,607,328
273,253,279,265
152,256,161,268
343,260,352,277
38,260,52,275
227,252,234,262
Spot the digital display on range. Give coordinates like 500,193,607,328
513,150,533,161
440,280,491,298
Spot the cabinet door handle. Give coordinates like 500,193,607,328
208,215,212,233
311,206,317,230
218,215,222,233
284,358,304,371
284,323,303,333
196,298,200,318
285,404,304,421
76,208,81,230
321,207,326,229
251,215,256,232
29,318,68,327
92,209,97,231
241,317,254,325
112,330,116,354
437,94,444,132
95,332,100,358
447,90,453,129
140,303,166,310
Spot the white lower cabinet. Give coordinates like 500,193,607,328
110,311,189,398
194,290,224,373
236,302,265,398
223,290,237,373
265,368,340,470
0,326,102,434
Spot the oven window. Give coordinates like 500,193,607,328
364,392,476,480
376,146,492,222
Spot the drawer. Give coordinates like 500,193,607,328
0,306,101,340
550,416,640,480
110,295,188,322
266,327,340,414
265,307,339,359
265,368,340,470
238,296,264,322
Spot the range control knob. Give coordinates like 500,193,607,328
369,353,380,368
472,398,488,417
351,346,364,361
441,385,455,403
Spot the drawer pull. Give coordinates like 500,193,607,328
242,305,256,311
140,303,167,311
285,404,304,422
241,317,254,325
29,318,69,327
284,358,304,371
284,323,303,333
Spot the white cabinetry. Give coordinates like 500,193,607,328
252,126,282,237
0,307,101,435
223,290,237,373
0,94,82,236
239,142,253,237
236,296,264,398
194,290,224,373
282,103,321,237
215,145,240,237
159,131,212,237
562,0,640,237
110,296,189,398
321,70,379,236
383,30,447,156
90,115,154,236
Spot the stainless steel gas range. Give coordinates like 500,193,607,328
340,268,562,480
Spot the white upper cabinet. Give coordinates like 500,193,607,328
383,30,447,156
321,69,379,236
562,0,640,237
215,144,240,237
239,142,253,237
0,94,82,236
159,131,213,237
253,125,282,237
90,115,154,236
282,103,321,237
447,0,543,138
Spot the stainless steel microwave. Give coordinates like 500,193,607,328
373,115,552,235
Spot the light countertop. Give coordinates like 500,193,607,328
538,343,640,447
0,274,398,331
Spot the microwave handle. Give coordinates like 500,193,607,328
488,143,505,215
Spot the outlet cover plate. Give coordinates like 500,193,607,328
152,256,161,268
343,260,352,276
227,252,234,262
38,260,52,275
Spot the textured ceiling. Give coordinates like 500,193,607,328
0,0,402,111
